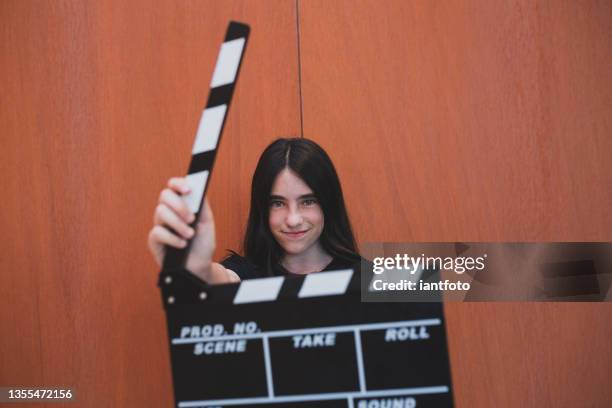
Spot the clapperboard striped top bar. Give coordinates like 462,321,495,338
160,268,357,307
234,269,354,304
163,21,250,271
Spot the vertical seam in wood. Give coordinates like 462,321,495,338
295,0,304,138
35,270,45,390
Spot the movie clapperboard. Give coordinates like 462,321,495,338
158,22,454,408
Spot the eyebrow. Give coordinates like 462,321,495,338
269,194,317,200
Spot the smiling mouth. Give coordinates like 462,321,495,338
282,230,309,239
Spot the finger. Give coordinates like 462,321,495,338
167,177,191,195
226,269,241,283
150,225,188,249
158,188,196,223
154,204,195,239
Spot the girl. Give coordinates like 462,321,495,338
148,138,361,283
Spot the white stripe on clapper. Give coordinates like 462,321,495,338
192,104,227,154
262,336,275,397
173,319,442,344
177,386,450,407
353,328,367,393
234,277,285,304
184,171,209,214
298,269,353,298
211,38,246,87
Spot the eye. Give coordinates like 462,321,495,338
269,200,285,209
301,198,318,207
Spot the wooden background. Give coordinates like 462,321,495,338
1,0,610,406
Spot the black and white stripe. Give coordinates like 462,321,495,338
159,268,355,307
234,269,354,304
163,21,250,271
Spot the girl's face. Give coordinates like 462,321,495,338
268,168,324,257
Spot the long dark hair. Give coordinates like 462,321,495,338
243,138,360,274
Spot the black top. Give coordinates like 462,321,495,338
221,253,362,280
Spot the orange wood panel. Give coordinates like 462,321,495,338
0,0,301,406
444,302,612,407
299,0,612,406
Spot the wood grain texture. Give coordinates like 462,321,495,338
299,0,611,406
299,0,611,242
444,303,612,407
0,0,300,406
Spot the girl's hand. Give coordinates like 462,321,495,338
148,177,215,279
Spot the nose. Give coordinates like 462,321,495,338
285,207,303,228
